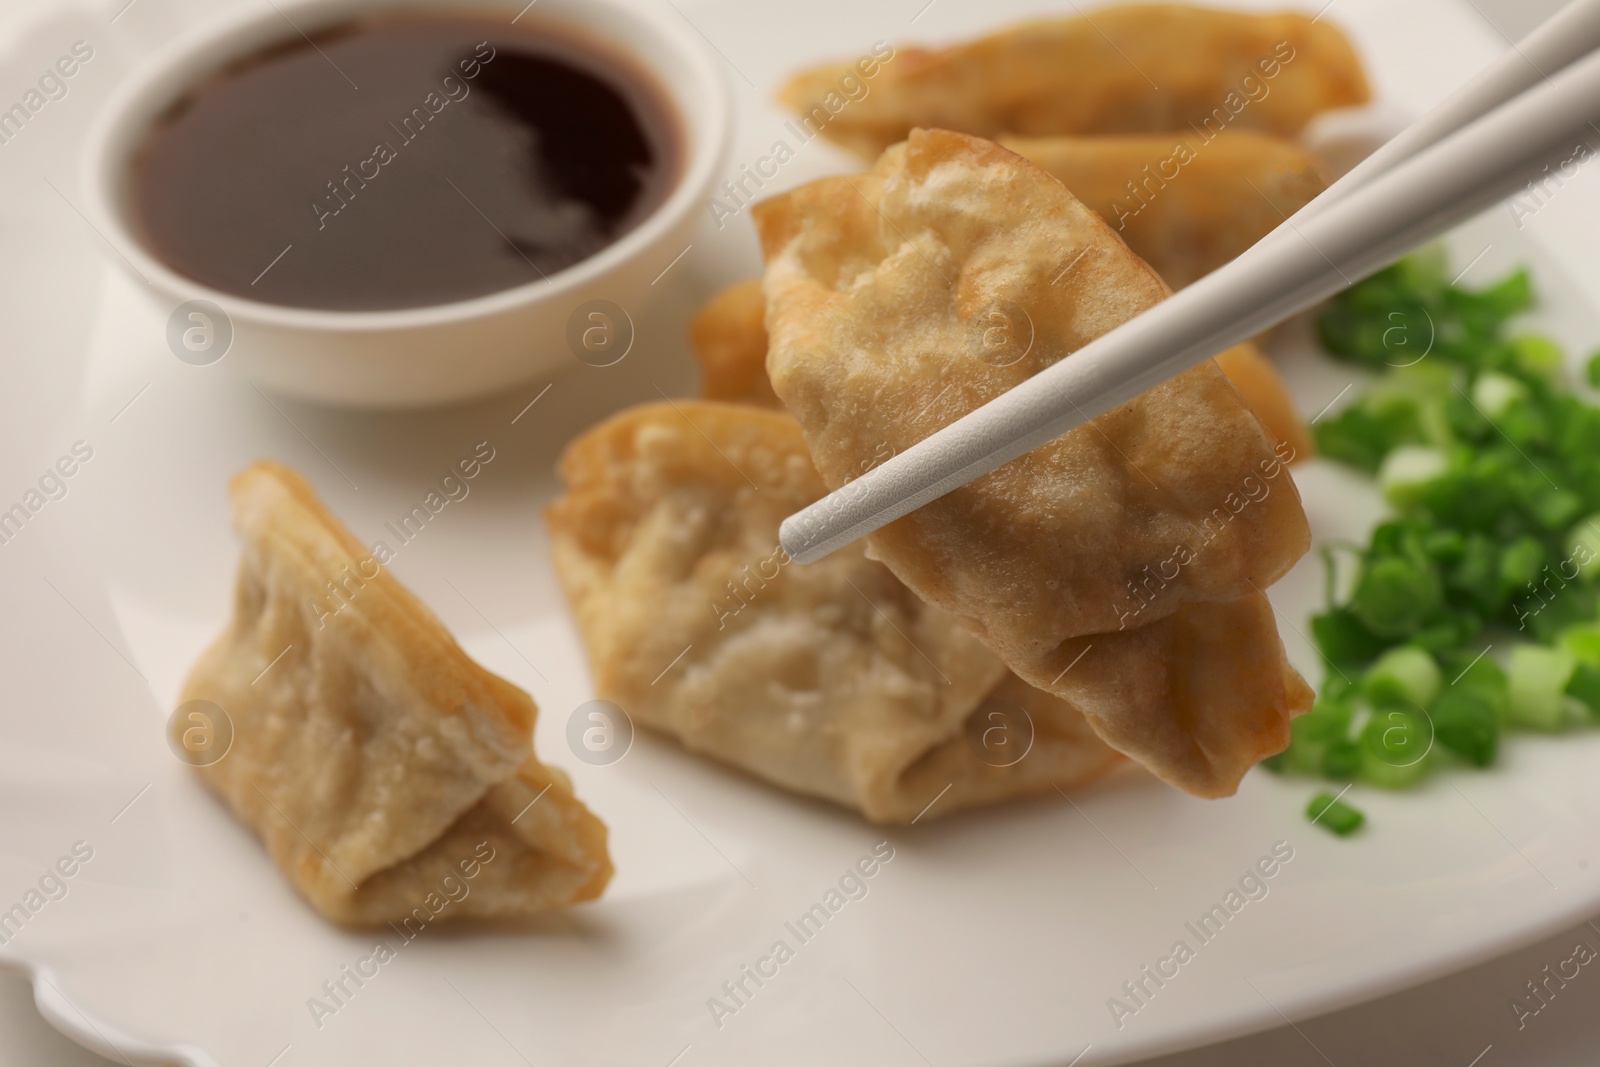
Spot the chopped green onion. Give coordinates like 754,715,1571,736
1471,371,1527,420
1507,644,1576,730
1447,536,1503,614
1359,709,1432,788
1315,406,1409,472
1476,267,1533,318
1283,698,1354,776
1523,584,1598,643
1565,660,1600,718
1586,349,1600,389
1558,622,1600,663
1422,529,1467,563
1322,738,1362,779
1276,253,1600,827
1306,791,1365,835
1378,445,1449,510
1352,557,1441,638
1498,537,1547,599
1363,646,1442,708
1321,668,1360,703
1431,690,1500,767
1531,488,1584,532
1566,516,1600,580
1441,649,1511,720
1513,334,1564,379
1311,608,1390,669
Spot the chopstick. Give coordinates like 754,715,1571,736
1306,0,1600,213
779,8,1600,565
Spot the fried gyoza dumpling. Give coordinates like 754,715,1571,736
688,278,779,407
755,129,1313,795
686,278,1311,459
179,461,611,925
546,401,1125,822
1000,130,1329,288
1212,341,1313,461
779,4,1369,159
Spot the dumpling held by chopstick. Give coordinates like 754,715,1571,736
754,129,1313,796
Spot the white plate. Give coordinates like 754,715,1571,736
4,1,1600,1065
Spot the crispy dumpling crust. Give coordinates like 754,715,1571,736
547,400,1124,822
755,130,1311,795
1212,341,1314,461
686,276,1311,458
1032,597,1313,792
689,278,780,406
779,4,1369,158
897,672,1128,814
681,296,1309,789
180,461,611,925
999,130,1329,288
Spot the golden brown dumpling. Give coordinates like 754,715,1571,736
779,4,1369,158
1213,341,1314,461
689,278,780,407
688,279,772,406
179,461,611,925
685,277,1311,460
999,130,1329,288
755,129,1312,795
546,401,1125,822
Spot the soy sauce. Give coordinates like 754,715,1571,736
129,15,679,310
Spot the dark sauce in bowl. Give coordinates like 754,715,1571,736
129,15,680,311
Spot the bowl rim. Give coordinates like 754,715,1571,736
80,0,732,332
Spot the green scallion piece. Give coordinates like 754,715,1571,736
1283,698,1353,776
1559,622,1600,664
1363,646,1442,708
1322,738,1363,780
1352,557,1441,638
1566,516,1600,580
1512,334,1563,379
1507,644,1576,730
1359,709,1432,788
1565,660,1600,718
1311,609,1391,668
1432,690,1500,767
1441,649,1511,720
1378,445,1449,511
1307,791,1366,835
1471,371,1528,421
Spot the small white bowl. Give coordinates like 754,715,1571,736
83,0,731,409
